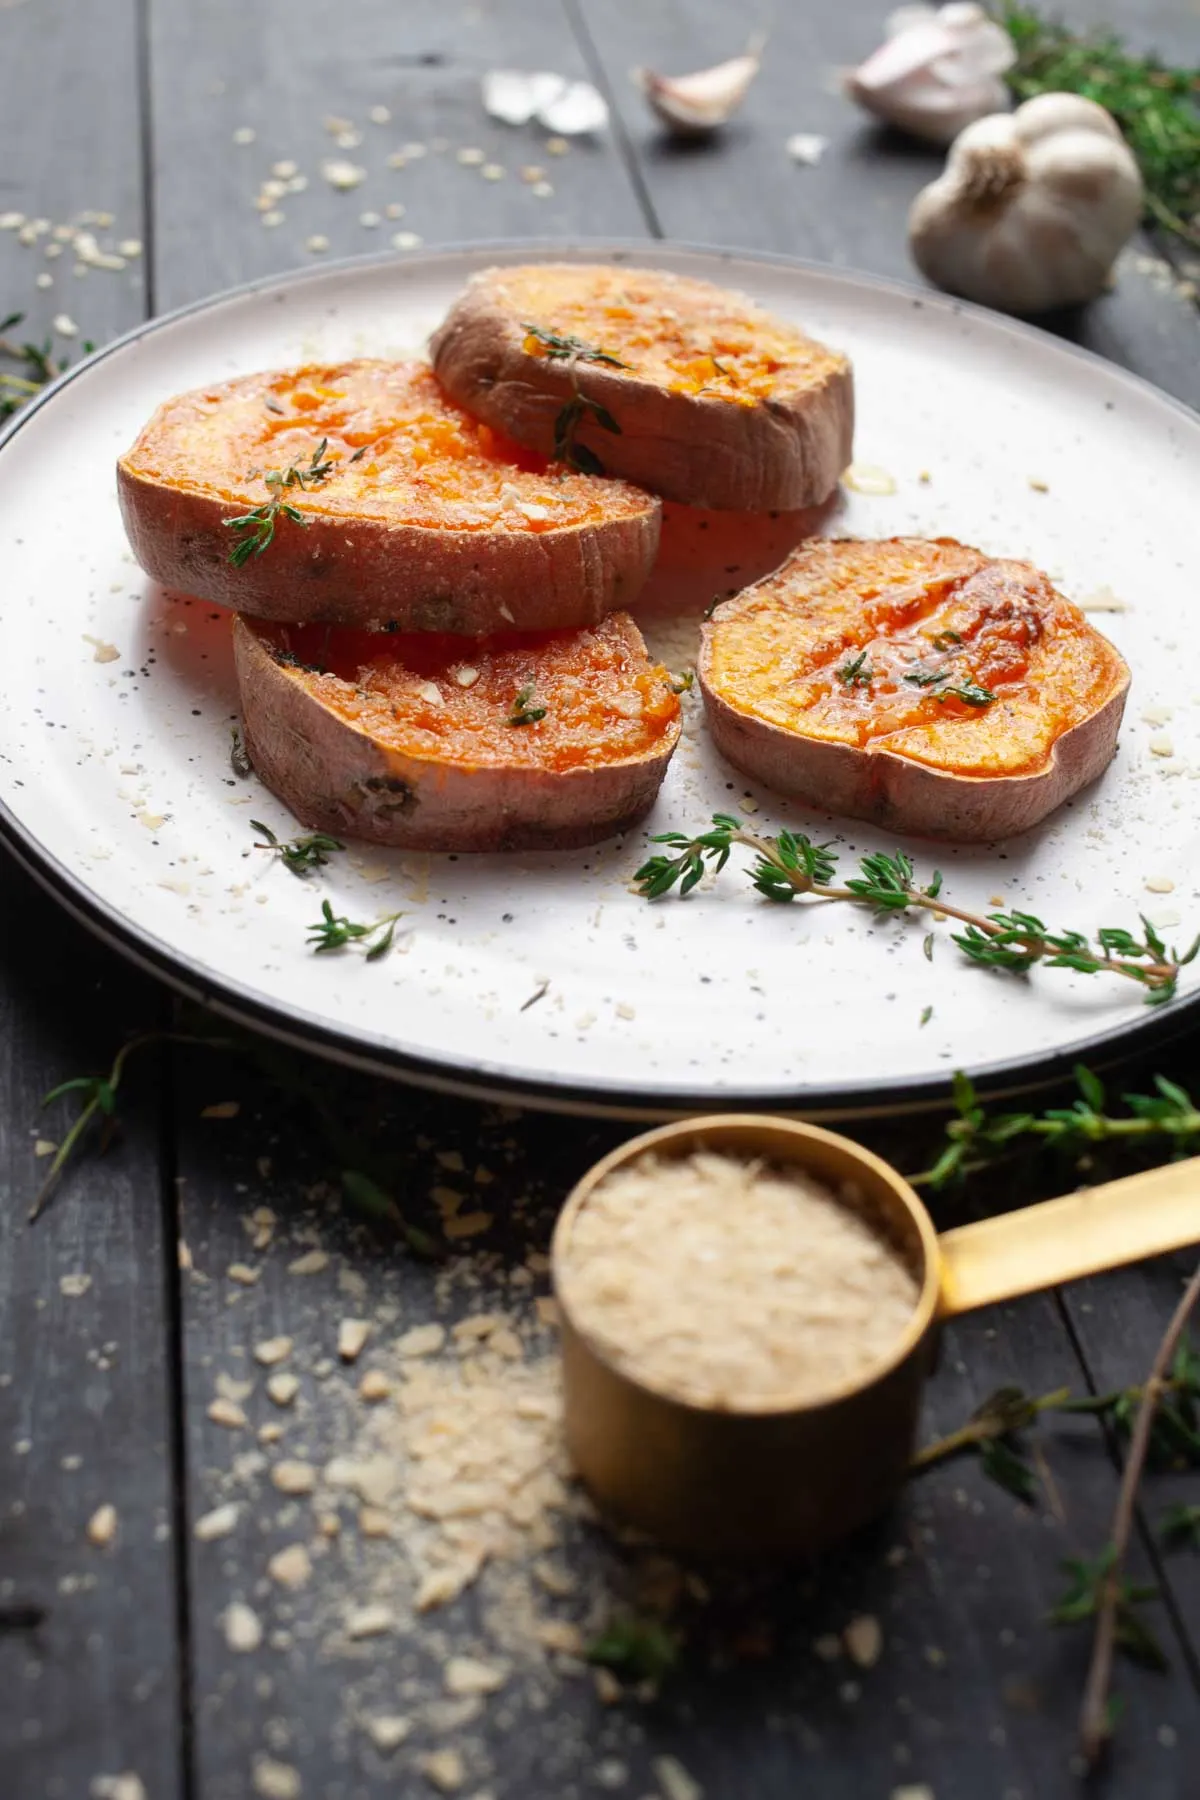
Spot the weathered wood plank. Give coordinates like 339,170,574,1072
165,1033,1197,1799
573,0,1200,405
0,3,185,1793
147,0,650,314
0,857,181,1800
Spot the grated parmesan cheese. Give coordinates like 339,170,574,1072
557,1152,919,1409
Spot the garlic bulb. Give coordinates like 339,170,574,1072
632,37,763,138
844,2,1014,146
909,93,1144,314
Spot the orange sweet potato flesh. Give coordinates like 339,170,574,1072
118,360,661,632
430,264,854,511
235,611,682,853
699,537,1130,842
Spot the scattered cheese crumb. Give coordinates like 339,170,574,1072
207,1397,248,1430
345,1602,396,1639
364,1714,410,1751
252,1756,301,1800
1150,735,1175,758
227,1262,259,1286
358,1369,391,1402
1144,876,1175,894
321,158,367,190
201,1100,241,1119
90,1778,146,1800
288,1250,329,1275
194,1503,239,1541
254,1336,293,1366
60,1273,92,1298
338,1318,372,1362
86,1504,118,1547
267,1372,300,1408
444,1655,507,1696
420,1748,466,1792
397,1323,446,1358
271,1460,317,1495
83,634,120,663
223,1600,263,1651
843,463,896,496
268,1543,312,1589
844,1613,883,1668
653,1755,703,1800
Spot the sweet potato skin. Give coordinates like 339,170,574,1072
117,360,661,632
430,265,854,512
234,616,682,854
701,680,1128,842
698,540,1131,843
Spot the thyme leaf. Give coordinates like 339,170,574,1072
307,899,404,959
251,819,345,877
507,683,547,726
521,322,628,367
224,438,337,565
837,649,874,687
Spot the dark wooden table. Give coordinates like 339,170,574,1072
2,3,1199,1796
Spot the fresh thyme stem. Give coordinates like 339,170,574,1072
911,1385,1071,1473
911,1065,1200,1189
635,815,1197,1005
1078,1259,1200,1766
32,1031,219,1222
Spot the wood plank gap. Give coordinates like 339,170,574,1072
135,0,159,319
160,1002,200,1800
561,0,664,239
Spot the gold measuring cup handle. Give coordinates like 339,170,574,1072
937,1156,1200,1317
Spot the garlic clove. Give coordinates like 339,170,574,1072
631,37,763,137
1010,90,1125,147
536,80,609,136
481,70,608,136
845,2,1014,145
482,70,568,127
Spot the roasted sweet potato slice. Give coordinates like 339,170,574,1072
118,360,661,632
699,537,1130,842
430,263,854,511
235,612,682,853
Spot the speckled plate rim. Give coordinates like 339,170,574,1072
2,237,1199,1123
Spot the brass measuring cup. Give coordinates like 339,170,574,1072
551,1115,1200,1560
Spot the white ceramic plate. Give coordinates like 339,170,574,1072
2,242,1198,1119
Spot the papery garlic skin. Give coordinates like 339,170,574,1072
909,93,1144,314
845,2,1014,146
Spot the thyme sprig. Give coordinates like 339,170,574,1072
224,438,336,565
1,313,91,423
553,392,621,475
911,1383,1070,1500
837,650,874,687
251,818,345,877
1075,1261,1200,1763
307,899,403,960
915,1065,1200,1189
634,814,1197,1004
1002,4,1200,249
507,683,547,727
1051,1549,1167,1674
32,1030,219,1222
521,322,628,367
